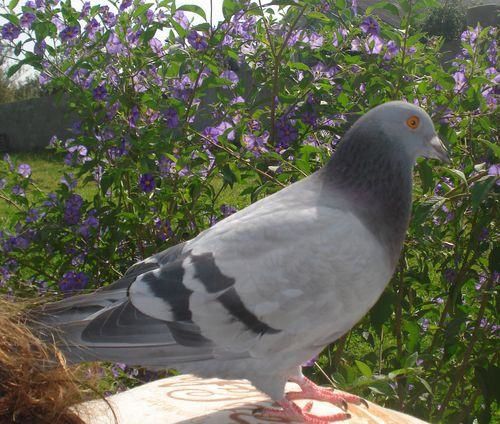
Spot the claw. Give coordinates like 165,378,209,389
360,398,369,408
256,399,351,423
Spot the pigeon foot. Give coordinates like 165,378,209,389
254,399,351,423
288,376,369,409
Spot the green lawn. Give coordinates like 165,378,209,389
0,152,248,229
0,152,96,229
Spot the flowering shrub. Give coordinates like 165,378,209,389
0,0,498,421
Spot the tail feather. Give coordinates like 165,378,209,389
32,287,214,366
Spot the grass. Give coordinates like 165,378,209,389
0,152,249,229
0,152,96,229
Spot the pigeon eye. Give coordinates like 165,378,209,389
406,115,420,129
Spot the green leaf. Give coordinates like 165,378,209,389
471,177,496,211
369,291,395,333
404,351,419,368
403,321,420,353
1,13,20,26
418,160,434,194
479,139,500,157
444,168,467,185
355,360,372,377
367,1,400,16
7,62,23,78
416,376,433,395
133,3,153,18
221,164,237,187
177,4,207,20
307,11,330,22
222,0,238,21
287,61,310,72
8,0,20,12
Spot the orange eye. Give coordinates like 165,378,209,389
406,115,420,129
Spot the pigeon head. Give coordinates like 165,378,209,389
322,101,449,268
365,101,450,163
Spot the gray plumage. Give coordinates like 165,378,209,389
35,101,449,401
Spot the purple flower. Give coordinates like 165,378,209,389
106,32,124,55
38,72,52,85
106,101,120,120
220,204,237,217
332,28,348,47
60,25,80,43
360,16,380,36
17,163,31,178
158,156,175,177
302,110,318,126
80,1,91,18
0,267,10,287
220,70,239,87
365,34,384,55
20,12,36,28
153,217,173,241
173,10,190,29
384,40,399,60
51,15,64,31
100,6,117,27
163,107,179,128
351,37,361,51
128,105,140,128
12,185,24,196
92,84,108,101
1,23,21,41
231,96,245,105
276,119,298,149
26,208,40,223
488,164,499,177
243,132,269,157
85,18,100,40
302,355,318,367
79,214,99,238
61,173,78,190
453,71,467,93
308,32,324,49
120,0,132,10
149,37,163,55
203,122,235,144
13,236,30,250
187,31,208,50
461,26,480,46
421,318,430,332
59,271,89,292
34,40,46,56
139,173,155,193
64,194,83,225
487,39,497,66
67,194,83,209
351,0,358,15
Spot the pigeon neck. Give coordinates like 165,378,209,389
322,125,414,269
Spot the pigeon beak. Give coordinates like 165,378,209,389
427,135,450,164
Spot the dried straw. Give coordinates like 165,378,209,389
0,296,85,424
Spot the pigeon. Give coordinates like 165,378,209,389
36,101,449,423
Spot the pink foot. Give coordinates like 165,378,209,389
288,376,368,409
254,398,351,423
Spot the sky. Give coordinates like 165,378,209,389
177,0,226,24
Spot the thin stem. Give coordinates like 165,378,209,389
189,129,286,187
0,192,23,211
435,276,493,419
393,0,413,97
